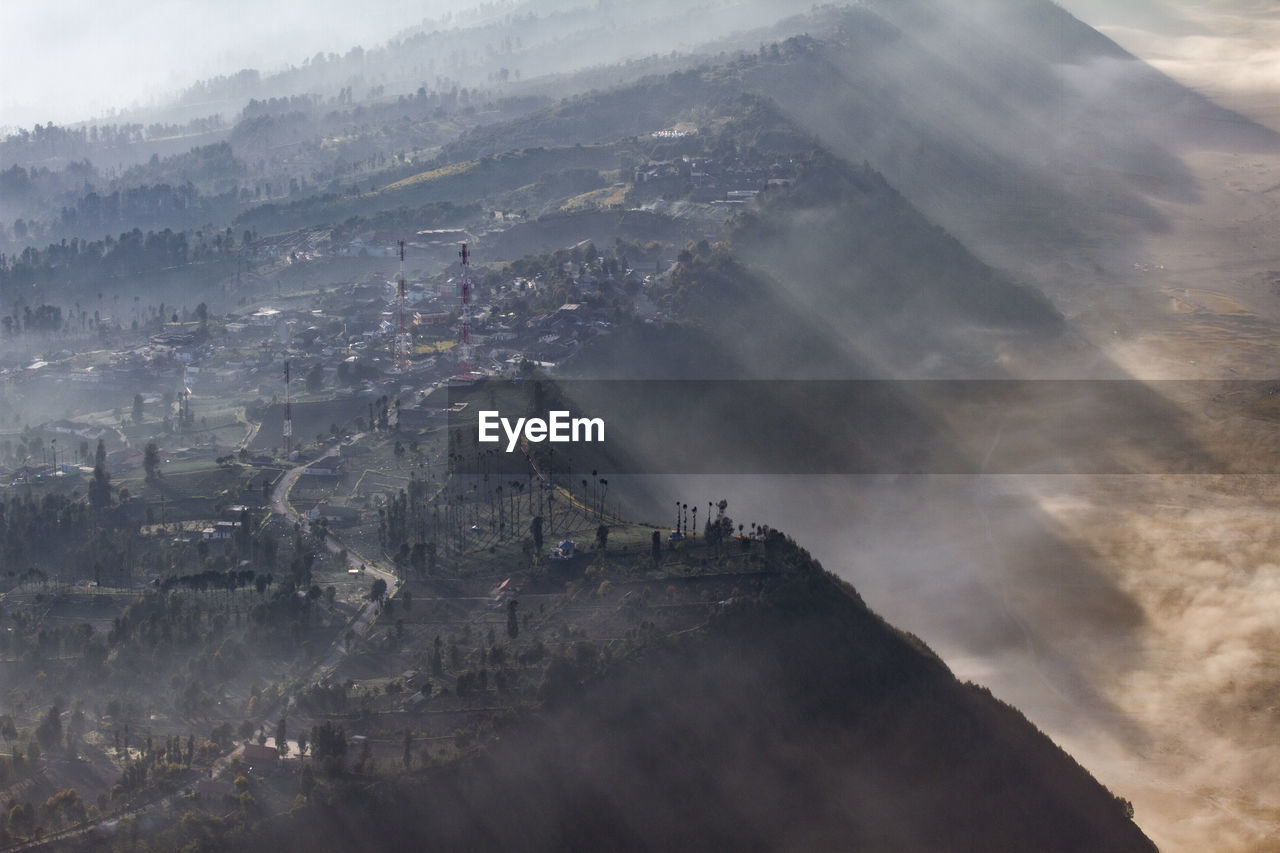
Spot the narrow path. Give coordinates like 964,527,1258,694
268,443,400,669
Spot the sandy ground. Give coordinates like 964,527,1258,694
658,82,1280,852
636,122,1280,850
1096,141,1280,381
940,89,1280,851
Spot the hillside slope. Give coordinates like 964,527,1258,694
193,535,1155,853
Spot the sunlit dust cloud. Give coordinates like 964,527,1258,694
1060,0,1280,123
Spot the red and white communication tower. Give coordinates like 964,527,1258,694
283,359,293,457
457,242,474,378
395,239,410,372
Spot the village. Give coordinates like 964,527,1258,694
0,139,796,840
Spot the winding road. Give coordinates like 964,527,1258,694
269,443,400,662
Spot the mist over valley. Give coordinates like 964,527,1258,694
1,1,1279,850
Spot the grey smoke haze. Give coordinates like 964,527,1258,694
3,1,1279,849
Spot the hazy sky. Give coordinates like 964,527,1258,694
0,0,448,130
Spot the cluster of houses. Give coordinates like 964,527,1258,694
0,261,629,485
632,154,796,204
0,188,730,491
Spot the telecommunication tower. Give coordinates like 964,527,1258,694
395,239,410,372
458,242,473,377
283,359,293,457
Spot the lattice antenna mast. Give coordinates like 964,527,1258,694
396,239,410,371
284,359,292,458
458,242,473,375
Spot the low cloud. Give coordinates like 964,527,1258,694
1062,1,1280,117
